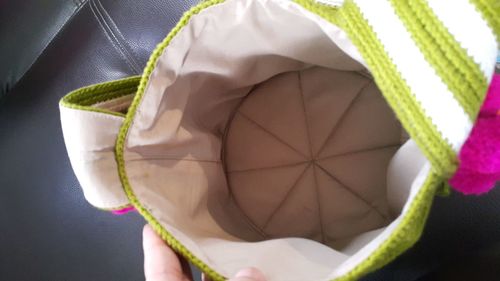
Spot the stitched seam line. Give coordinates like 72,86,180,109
228,161,309,173
315,80,371,157
225,176,270,239
89,0,140,74
115,1,227,281
94,0,142,73
295,0,451,175
126,157,219,163
334,168,439,281
260,163,312,229
110,1,444,280
317,144,401,161
315,164,388,220
295,0,458,176
237,112,309,159
311,164,327,243
340,0,457,176
296,70,327,243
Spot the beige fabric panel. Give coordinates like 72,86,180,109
60,106,130,209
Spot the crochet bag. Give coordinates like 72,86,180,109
59,0,500,280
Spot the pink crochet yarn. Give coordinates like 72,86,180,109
449,74,500,195
111,205,135,215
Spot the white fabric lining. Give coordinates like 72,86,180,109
117,0,434,280
223,68,401,247
93,93,135,113
60,106,130,209
329,155,430,280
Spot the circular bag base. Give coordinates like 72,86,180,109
223,66,403,248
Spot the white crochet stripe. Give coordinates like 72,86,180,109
426,0,497,82
353,0,472,152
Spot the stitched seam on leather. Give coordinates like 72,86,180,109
72,0,85,9
89,0,138,73
89,0,141,74
72,0,79,8
94,0,142,73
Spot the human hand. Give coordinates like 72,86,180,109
143,224,267,281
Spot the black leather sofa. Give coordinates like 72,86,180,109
1,1,499,280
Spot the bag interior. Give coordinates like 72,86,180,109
120,1,429,280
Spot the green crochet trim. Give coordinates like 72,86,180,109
294,0,340,24
436,182,452,197
112,1,445,280
470,0,500,45
390,0,487,120
294,2,443,279
114,1,227,281
334,169,439,281
60,76,140,117
335,0,457,177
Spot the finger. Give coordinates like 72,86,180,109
143,224,192,281
228,268,267,281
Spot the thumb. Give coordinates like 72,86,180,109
228,268,266,281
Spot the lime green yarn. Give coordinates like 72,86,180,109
334,169,440,281
60,76,140,117
111,1,448,281
436,182,452,197
294,0,340,24
390,0,487,120
114,1,227,280
470,0,500,45
333,0,457,177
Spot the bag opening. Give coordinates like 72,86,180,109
120,0,431,280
